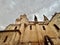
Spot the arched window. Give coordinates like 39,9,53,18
3,36,8,42
44,35,54,45
42,26,46,30
24,24,27,28
30,25,32,30
14,26,17,30
53,24,59,31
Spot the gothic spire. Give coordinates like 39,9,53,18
34,15,38,22
43,15,49,22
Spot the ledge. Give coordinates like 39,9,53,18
0,30,21,35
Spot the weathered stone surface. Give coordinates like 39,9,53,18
0,13,60,45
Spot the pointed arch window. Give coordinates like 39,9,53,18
3,36,8,42
30,25,32,30
44,35,54,45
42,26,46,30
14,26,17,30
53,24,59,31
24,24,27,28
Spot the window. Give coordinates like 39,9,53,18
42,26,46,30
54,24,59,31
3,36,8,42
44,35,54,45
14,26,17,30
30,25,32,30
24,24,27,28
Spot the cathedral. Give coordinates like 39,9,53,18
0,13,60,45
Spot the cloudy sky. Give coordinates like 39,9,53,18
0,0,60,30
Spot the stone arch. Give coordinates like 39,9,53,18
44,35,54,45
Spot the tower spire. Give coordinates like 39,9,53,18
43,15,49,24
43,15,49,22
34,15,38,22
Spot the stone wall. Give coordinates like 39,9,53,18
0,13,60,45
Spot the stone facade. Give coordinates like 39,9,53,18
0,13,60,45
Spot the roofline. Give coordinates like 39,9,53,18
47,12,60,24
5,12,60,28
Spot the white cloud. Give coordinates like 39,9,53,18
0,0,60,29
0,26,5,30
31,0,60,21
9,1,16,9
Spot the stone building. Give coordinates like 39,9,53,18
0,13,60,45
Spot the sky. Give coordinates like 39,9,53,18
0,0,60,30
